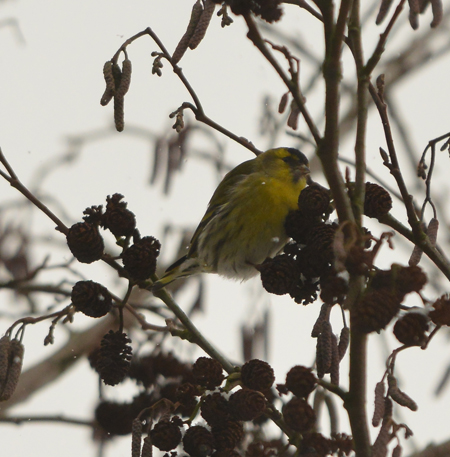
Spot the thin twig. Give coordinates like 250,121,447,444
0,148,69,235
112,28,261,156
150,274,235,374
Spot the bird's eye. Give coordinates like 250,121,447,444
282,156,296,165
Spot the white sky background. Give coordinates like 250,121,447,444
1,1,450,456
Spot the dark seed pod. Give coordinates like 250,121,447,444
241,359,275,392
95,400,134,435
393,312,429,346
258,254,300,295
183,425,215,457
96,330,133,386
284,209,317,244
228,388,266,421
351,289,401,334
297,184,331,218
211,420,244,450
122,236,161,280
282,397,316,433
67,222,104,264
192,357,224,389
364,182,392,219
285,365,316,398
101,193,136,238
71,280,112,318
429,294,450,326
201,392,230,426
150,419,182,452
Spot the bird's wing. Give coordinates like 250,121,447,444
187,158,257,257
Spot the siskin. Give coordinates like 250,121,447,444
152,147,310,291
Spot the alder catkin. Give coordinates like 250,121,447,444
114,96,125,132
115,59,132,98
430,0,443,28
0,339,24,401
131,418,142,457
387,374,418,411
101,61,115,106
172,0,204,64
188,0,215,50
372,381,386,427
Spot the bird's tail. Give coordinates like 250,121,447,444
152,256,203,292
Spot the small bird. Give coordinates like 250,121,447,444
152,147,310,292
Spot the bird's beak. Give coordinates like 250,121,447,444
293,164,310,183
